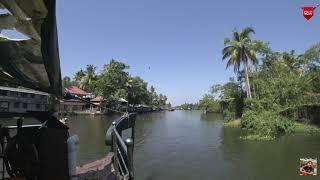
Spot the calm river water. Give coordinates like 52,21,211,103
66,111,320,180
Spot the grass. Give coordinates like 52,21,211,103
240,135,275,141
224,118,320,141
223,119,241,128
292,122,320,134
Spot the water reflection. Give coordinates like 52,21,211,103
67,114,119,165
63,112,320,180
221,120,320,180
134,111,320,180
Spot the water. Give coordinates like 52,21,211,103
66,111,320,180
67,114,119,165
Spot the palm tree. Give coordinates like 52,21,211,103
62,76,72,87
222,27,258,98
80,65,97,92
74,69,85,82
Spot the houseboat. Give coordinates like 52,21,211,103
0,0,135,180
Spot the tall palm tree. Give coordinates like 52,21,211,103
222,27,258,98
74,69,85,82
80,65,97,92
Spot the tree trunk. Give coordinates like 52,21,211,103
244,63,252,98
252,80,256,99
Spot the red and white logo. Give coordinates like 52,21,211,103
302,6,315,20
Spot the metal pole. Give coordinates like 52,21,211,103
0,125,4,179
112,121,120,180
125,138,134,180
111,121,116,151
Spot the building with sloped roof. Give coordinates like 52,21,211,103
66,86,88,97
0,86,49,113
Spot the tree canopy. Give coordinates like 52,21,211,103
62,59,169,107
222,27,259,98
208,27,320,139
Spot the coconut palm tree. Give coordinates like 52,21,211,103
74,69,85,82
80,65,97,92
62,76,72,87
222,27,258,98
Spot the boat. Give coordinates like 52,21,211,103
0,0,135,179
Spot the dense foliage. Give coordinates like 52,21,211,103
198,81,244,119
203,27,320,139
198,94,219,112
62,59,169,107
222,27,258,98
241,110,294,137
176,103,199,110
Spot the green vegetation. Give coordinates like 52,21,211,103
198,94,220,112
176,103,199,110
292,122,320,134
202,27,320,140
62,59,169,107
240,135,274,141
222,27,258,98
223,119,241,128
79,65,97,92
241,110,294,138
198,81,244,118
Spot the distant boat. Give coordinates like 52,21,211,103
168,108,175,111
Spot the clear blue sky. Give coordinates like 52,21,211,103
56,0,319,106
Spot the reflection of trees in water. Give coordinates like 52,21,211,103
221,126,320,180
200,113,223,121
220,125,252,179
67,115,116,165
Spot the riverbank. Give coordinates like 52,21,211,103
60,109,168,116
223,119,241,127
292,122,320,133
224,118,320,140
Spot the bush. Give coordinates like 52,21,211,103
223,110,236,121
293,122,320,134
223,119,241,127
241,110,294,138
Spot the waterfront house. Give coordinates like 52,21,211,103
0,86,49,113
61,86,91,113
134,104,153,112
90,96,106,112
66,86,89,97
59,99,86,113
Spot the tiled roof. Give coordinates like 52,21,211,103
66,86,88,96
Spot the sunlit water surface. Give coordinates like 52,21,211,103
51,111,320,179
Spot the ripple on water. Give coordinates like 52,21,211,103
66,112,320,180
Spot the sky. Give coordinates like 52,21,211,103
56,0,320,106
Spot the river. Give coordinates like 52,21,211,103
66,111,320,180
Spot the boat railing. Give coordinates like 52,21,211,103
106,113,136,180
0,119,43,179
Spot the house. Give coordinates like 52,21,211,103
0,86,49,113
61,86,92,113
90,96,106,112
59,99,86,113
65,86,89,97
134,104,153,112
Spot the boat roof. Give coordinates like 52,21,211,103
0,0,62,97
0,86,49,96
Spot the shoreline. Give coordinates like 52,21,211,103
223,118,320,140
60,109,167,116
